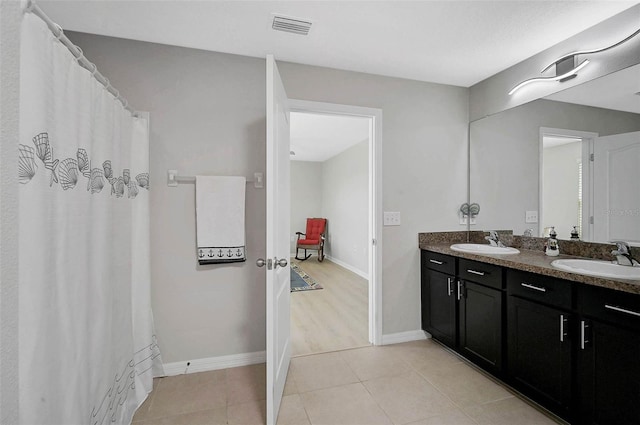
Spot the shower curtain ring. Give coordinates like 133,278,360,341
74,46,84,62
90,63,98,76
25,0,36,13
54,24,64,40
103,78,111,90
113,89,120,98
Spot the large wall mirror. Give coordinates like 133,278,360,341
469,63,640,245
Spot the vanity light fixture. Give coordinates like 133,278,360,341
508,60,590,95
509,27,640,96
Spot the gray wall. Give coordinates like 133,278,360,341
470,5,640,120
69,31,469,362
290,161,323,254
278,61,469,335
321,140,369,275
0,1,21,422
470,99,640,236
69,32,268,363
290,139,369,276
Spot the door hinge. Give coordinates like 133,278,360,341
372,238,377,246
590,153,594,162
589,216,594,224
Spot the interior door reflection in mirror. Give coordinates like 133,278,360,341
469,63,640,245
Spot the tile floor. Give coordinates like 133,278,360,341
133,339,564,425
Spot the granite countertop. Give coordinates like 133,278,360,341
419,238,640,296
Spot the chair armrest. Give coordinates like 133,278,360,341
296,232,305,240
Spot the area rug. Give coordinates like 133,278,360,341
291,263,323,292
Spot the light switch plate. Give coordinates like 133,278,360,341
383,211,401,226
525,210,538,223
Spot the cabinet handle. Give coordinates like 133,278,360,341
604,304,640,317
521,282,547,293
457,280,463,300
580,320,590,350
447,277,453,296
466,269,485,276
429,259,444,265
559,314,568,342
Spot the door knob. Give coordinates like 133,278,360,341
275,258,288,268
256,258,266,267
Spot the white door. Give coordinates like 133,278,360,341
592,131,640,244
265,55,291,425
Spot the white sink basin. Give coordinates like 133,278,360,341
450,243,520,255
551,259,640,280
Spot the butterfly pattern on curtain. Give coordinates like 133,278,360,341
19,132,150,196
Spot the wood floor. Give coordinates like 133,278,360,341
290,257,370,357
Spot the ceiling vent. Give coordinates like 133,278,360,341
272,15,312,36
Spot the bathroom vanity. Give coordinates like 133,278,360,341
419,232,640,425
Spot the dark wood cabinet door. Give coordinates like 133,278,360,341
577,319,640,425
422,268,456,348
507,296,572,418
459,280,502,372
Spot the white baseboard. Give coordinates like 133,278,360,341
162,350,266,376
325,255,369,280
381,330,429,345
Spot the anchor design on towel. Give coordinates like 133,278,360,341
198,249,204,258
236,249,242,257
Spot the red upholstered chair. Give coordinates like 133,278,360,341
295,218,327,262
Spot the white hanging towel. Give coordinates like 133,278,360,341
196,176,247,264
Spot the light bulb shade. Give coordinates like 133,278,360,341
509,59,590,95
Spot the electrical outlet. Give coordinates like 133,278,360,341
525,210,539,223
460,216,477,225
383,211,401,226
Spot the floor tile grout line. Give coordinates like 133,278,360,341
345,344,463,425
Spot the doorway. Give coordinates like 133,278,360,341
539,127,597,241
288,99,382,355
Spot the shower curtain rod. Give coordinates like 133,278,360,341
24,0,139,117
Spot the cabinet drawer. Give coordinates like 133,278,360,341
422,250,455,275
458,259,503,289
507,269,573,310
578,285,640,332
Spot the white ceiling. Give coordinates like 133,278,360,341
290,112,369,162
39,0,639,88
543,136,583,149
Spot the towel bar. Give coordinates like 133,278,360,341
167,170,263,188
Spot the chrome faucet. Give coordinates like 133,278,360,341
485,231,505,248
611,241,639,266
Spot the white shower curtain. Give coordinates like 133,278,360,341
18,12,162,424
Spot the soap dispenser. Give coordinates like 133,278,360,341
570,226,580,240
545,227,560,257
